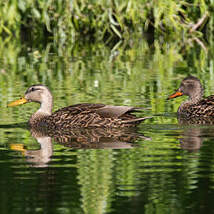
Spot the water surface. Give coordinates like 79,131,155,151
0,39,214,213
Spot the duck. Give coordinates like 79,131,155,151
168,76,214,117
8,85,150,129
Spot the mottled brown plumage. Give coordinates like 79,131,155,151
168,76,214,118
8,85,150,129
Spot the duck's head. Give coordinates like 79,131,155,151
168,76,203,101
8,85,53,114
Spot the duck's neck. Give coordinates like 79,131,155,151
39,98,53,115
189,83,204,103
178,92,203,114
188,93,203,104
29,97,53,126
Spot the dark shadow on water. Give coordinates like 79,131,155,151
0,122,28,129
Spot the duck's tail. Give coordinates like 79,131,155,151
122,116,152,124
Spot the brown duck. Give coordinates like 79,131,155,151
168,76,214,117
8,85,150,129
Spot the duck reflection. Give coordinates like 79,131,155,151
179,127,202,151
178,116,214,151
49,127,150,149
10,126,150,167
10,129,53,167
178,116,214,125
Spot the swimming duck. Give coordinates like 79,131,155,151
8,85,150,129
168,76,214,117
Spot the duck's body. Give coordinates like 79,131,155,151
168,76,214,118
8,85,150,129
30,103,148,129
177,95,214,117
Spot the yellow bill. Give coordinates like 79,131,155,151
10,144,26,155
7,97,28,107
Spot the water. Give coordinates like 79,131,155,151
0,39,214,213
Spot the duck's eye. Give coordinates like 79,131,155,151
31,87,35,92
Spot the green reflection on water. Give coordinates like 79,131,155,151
78,150,113,213
0,37,213,214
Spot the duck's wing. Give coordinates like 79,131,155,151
54,103,142,118
199,95,214,105
95,105,151,122
94,105,142,118
197,95,214,116
53,103,105,115
49,103,149,128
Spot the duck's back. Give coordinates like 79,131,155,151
42,103,147,129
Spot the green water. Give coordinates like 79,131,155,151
0,38,214,214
